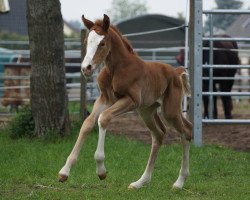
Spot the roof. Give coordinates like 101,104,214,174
0,0,27,35
115,14,185,49
64,20,81,34
226,14,250,38
0,0,80,36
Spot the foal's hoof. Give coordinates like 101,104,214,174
58,174,68,182
128,184,137,190
172,183,183,190
98,173,107,180
172,185,182,190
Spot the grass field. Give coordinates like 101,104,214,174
0,125,249,200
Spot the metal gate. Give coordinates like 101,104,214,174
190,1,250,146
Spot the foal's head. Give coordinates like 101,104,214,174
81,14,111,77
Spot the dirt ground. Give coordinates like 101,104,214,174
0,100,249,152
108,101,250,152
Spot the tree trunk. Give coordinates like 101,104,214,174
27,0,70,137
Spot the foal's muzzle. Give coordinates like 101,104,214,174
82,65,94,77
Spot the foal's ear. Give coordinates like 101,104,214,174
103,14,110,32
82,15,94,30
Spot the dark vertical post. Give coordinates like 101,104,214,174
248,67,250,103
80,29,87,121
189,0,203,146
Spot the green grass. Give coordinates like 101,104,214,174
68,102,93,114
0,129,249,200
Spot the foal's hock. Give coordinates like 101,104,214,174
59,14,192,190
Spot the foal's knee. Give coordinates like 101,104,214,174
98,112,111,129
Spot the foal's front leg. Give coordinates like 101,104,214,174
58,97,106,182
94,116,107,180
94,96,136,180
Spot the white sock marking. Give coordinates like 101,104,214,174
94,114,107,176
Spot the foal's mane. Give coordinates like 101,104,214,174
95,20,135,55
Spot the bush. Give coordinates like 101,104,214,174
6,105,35,139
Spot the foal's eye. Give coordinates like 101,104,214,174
99,41,105,47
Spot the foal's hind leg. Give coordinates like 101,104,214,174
162,88,192,189
129,104,164,189
166,116,191,189
173,132,190,189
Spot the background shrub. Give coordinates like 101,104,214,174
6,105,35,139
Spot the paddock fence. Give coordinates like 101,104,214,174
202,9,250,124
189,3,250,146
0,9,250,137
0,39,184,118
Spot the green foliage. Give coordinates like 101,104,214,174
204,0,243,33
177,12,185,21
0,130,249,199
4,105,35,139
0,31,28,41
1,102,92,140
107,0,148,23
0,31,29,50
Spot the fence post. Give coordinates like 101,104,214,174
189,0,203,146
80,29,88,121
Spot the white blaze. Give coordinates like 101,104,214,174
81,30,104,70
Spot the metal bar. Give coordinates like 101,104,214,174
0,86,30,90
135,47,183,52
183,12,189,118
0,73,82,80
208,13,214,119
152,51,156,60
202,47,250,53
203,9,250,14
0,76,30,80
233,86,250,89
203,92,250,96
123,24,186,37
203,37,250,42
10,45,250,55
0,40,82,46
202,119,250,124
203,77,250,80
203,64,250,69
189,0,203,146
0,40,29,45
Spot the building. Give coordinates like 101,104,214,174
226,15,250,38
115,14,185,65
116,14,185,49
226,14,250,64
0,0,27,35
0,0,80,37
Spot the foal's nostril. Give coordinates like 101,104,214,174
86,65,92,70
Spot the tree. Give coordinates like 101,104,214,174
27,0,70,137
204,0,243,33
107,0,148,23
177,12,185,21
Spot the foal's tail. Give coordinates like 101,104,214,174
175,67,191,96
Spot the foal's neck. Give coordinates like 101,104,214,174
105,29,131,73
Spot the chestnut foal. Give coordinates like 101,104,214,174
59,14,192,189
